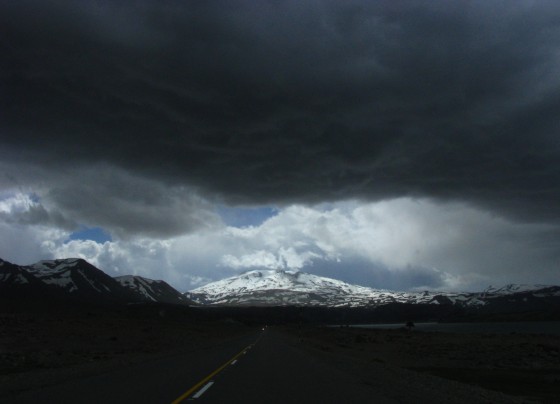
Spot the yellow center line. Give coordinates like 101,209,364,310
170,344,254,404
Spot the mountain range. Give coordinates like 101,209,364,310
0,258,190,305
2,257,559,315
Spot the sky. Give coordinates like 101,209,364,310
1,0,560,292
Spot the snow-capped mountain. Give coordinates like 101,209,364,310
0,258,189,305
187,269,441,307
187,269,560,308
115,275,190,305
187,269,389,307
26,258,133,300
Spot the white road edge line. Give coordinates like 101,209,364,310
231,359,238,365
192,381,214,399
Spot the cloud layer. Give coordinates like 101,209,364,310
1,1,560,290
2,1,560,226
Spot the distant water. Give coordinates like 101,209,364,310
349,321,560,335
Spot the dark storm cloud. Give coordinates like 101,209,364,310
0,162,221,238
43,167,221,238
0,199,75,229
2,0,560,222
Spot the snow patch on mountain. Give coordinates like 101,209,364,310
40,270,77,292
116,275,158,301
26,259,86,292
29,258,81,272
115,275,190,305
483,284,551,295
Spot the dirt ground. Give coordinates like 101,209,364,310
0,303,252,398
293,325,560,403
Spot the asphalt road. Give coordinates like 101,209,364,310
184,327,396,404
7,327,396,404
